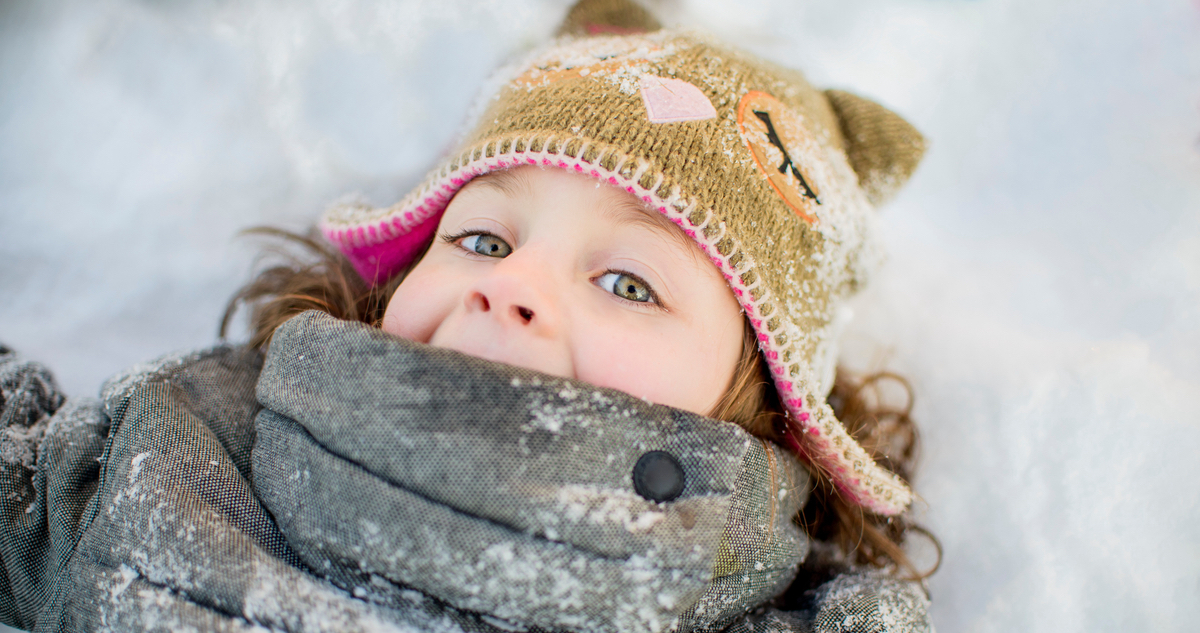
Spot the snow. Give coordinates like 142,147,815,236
127,451,150,483
0,412,47,470
1,0,1198,632
553,484,667,533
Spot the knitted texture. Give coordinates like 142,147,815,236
824,90,926,207
321,4,924,515
556,0,661,37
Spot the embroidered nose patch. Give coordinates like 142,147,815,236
639,75,717,123
632,450,686,502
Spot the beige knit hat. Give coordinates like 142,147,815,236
322,0,925,516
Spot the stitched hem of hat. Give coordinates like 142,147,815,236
320,136,912,516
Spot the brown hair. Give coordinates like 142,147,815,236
223,227,939,580
710,320,941,580
220,227,414,351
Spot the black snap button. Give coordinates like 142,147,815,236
632,450,685,502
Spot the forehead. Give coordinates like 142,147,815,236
464,167,701,258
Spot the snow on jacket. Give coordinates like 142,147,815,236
0,311,932,632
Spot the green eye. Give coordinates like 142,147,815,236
461,234,512,258
599,271,654,303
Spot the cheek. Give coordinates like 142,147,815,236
381,262,456,342
573,313,743,416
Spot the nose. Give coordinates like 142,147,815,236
464,263,559,337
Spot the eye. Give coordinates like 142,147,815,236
459,233,512,258
597,271,656,304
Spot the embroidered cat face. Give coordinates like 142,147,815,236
382,165,744,415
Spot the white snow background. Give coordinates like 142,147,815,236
2,0,1198,631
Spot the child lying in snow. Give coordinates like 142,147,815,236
0,1,937,631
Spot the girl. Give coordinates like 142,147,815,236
0,1,935,631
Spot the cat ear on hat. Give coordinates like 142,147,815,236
556,0,662,37
824,89,927,207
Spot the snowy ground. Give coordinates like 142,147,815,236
2,0,1198,631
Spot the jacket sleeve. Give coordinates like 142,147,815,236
0,345,109,631
726,567,934,633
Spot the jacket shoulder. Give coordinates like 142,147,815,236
100,343,264,481
100,344,262,416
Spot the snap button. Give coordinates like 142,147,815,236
632,451,685,502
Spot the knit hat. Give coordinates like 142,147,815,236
321,0,925,516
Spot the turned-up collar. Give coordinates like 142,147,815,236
253,311,810,633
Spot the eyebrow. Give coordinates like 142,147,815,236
467,168,533,199
601,196,702,263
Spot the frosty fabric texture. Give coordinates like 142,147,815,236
256,311,810,633
320,0,924,516
0,314,932,632
724,568,935,633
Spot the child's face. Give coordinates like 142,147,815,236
382,166,744,416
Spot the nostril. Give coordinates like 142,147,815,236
479,295,490,311
516,306,534,323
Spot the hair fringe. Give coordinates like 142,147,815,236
219,227,414,349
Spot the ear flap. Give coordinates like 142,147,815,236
556,0,662,37
824,89,927,207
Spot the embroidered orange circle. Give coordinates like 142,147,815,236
737,91,822,224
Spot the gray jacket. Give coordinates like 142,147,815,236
0,311,932,632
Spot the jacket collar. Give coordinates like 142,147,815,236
253,311,810,633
